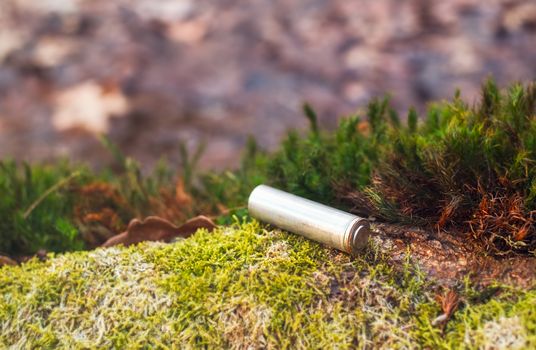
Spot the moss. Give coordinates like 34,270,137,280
0,160,88,254
0,136,267,255
1,221,534,349
268,80,536,254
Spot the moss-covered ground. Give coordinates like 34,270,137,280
1,220,534,349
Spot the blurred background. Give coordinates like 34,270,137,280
0,0,535,170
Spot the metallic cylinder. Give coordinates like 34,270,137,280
248,185,370,255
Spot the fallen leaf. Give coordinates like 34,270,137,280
52,80,129,133
0,255,17,266
101,215,216,247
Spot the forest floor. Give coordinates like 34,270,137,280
1,0,535,170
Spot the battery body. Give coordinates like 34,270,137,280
248,185,370,254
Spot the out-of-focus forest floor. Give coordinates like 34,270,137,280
1,0,535,169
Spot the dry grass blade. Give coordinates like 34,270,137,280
23,171,81,219
469,191,535,255
432,289,461,327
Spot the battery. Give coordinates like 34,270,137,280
248,185,370,254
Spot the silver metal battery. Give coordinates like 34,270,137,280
248,185,370,254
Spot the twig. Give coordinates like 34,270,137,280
23,171,81,219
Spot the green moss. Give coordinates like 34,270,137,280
268,80,536,254
0,137,267,255
1,221,534,349
0,160,88,254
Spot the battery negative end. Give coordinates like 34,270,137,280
347,219,371,255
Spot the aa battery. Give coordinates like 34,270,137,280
248,185,370,255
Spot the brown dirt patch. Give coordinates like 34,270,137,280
372,223,536,288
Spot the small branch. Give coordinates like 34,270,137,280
23,171,81,219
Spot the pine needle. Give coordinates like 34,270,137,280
23,171,81,219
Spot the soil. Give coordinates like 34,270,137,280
373,223,536,288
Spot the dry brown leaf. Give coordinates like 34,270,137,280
0,255,18,266
101,215,216,248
